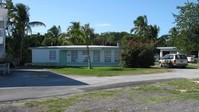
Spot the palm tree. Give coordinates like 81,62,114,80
46,25,62,46
131,15,160,39
47,25,61,38
82,23,94,69
130,15,148,37
147,25,160,39
166,27,179,46
8,3,45,64
67,22,85,45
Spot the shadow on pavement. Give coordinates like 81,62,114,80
0,70,88,88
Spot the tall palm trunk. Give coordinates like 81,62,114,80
86,35,92,69
20,29,25,65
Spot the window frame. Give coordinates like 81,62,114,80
82,50,88,62
71,50,78,62
104,50,111,62
114,50,120,62
49,50,56,60
93,50,100,62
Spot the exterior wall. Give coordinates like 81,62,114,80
31,47,120,66
0,8,7,58
63,49,119,66
32,46,119,66
160,50,178,58
32,49,59,66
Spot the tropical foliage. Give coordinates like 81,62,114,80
120,38,156,68
167,1,199,53
5,1,45,64
130,15,160,39
4,0,199,67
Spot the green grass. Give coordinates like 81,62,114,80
49,67,171,77
187,64,199,69
25,96,81,112
135,79,199,100
25,89,118,112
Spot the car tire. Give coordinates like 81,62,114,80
169,63,173,68
194,60,197,63
182,66,186,68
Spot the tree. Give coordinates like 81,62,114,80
173,1,199,52
67,22,85,45
130,15,160,39
82,23,94,69
7,2,45,64
130,15,148,37
120,38,156,68
147,25,160,39
45,25,62,46
47,25,61,37
166,27,179,46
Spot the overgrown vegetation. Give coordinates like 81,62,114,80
3,0,199,66
120,38,156,68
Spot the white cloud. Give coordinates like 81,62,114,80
96,23,112,27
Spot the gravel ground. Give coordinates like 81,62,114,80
0,103,44,112
64,94,199,112
0,91,199,112
1,77,199,112
1,98,198,112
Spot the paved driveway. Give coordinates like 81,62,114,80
0,69,87,88
0,68,199,102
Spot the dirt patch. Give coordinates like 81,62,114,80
0,103,44,112
65,95,199,112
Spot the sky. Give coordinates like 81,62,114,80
12,0,197,36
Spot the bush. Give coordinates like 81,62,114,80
120,38,156,68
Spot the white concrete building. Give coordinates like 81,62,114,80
157,47,178,58
31,45,120,66
0,4,7,58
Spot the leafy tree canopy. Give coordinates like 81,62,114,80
172,0,199,52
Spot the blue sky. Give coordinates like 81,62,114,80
13,0,197,36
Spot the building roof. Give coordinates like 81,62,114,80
157,47,177,50
31,45,119,49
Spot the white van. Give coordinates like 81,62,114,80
159,54,188,68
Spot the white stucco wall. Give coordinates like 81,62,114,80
0,8,7,58
31,45,120,66
32,49,59,63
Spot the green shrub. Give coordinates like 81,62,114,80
120,38,156,68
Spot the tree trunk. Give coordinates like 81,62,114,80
86,35,92,69
20,30,25,65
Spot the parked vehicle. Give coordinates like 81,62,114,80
159,54,188,68
187,55,198,63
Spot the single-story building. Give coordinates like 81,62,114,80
157,47,199,59
157,47,178,58
31,45,120,66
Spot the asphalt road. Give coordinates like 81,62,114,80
0,68,199,102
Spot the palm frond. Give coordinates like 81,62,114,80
29,21,46,27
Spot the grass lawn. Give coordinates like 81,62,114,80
4,79,199,112
187,63,199,69
49,67,171,77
